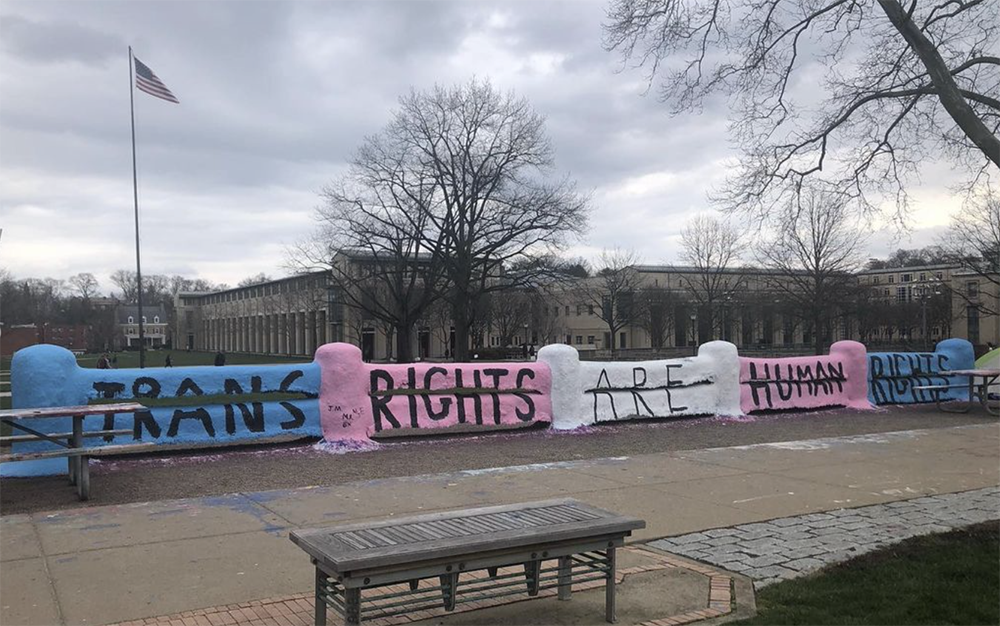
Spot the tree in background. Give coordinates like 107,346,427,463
581,249,643,356
68,273,100,300
939,186,1000,316
606,0,999,223
635,284,676,350
392,80,588,360
756,191,866,355
865,247,952,270
678,215,745,342
237,273,273,288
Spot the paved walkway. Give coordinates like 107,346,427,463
650,485,1000,587
1,422,997,625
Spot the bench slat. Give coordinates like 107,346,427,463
0,442,157,463
290,499,644,572
0,429,133,444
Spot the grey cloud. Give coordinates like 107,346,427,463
0,14,125,65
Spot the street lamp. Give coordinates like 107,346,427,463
689,312,697,354
919,284,942,351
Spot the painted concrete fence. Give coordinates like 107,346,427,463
867,338,975,405
6,338,974,476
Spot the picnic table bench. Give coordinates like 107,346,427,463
0,402,154,500
290,499,645,626
914,368,1000,416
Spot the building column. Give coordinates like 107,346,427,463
297,311,307,355
318,310,327,346
279,313,288,354
305,311,317,356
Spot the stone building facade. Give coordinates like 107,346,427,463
174,262,999,360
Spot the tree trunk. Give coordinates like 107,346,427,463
395,324,414,363
878,0,1000,166
813,312,824,356
452,304,471,361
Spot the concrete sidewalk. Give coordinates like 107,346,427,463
2,422,997,625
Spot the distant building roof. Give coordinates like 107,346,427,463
117,304,168,323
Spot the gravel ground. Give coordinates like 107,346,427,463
1,405,995,516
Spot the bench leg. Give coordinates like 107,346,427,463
558,556,572,600
314,568,328,626
68,455,76,486
605,547,617,623
524,560,541,596
439,572,458,611
78,456,90,501
343,587,361,626
72,416,84,494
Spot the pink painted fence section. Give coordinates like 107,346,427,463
739,341,871,413
315,343,552,441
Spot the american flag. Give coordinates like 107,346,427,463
134,57,179,104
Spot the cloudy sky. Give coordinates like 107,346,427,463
0,0,967,294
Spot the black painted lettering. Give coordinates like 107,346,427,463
512,369,536,421
369,370,399,431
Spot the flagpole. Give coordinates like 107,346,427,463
129,46,146,368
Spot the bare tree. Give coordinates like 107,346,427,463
938,185,1000,315
68,273,100,300
678,215,746,341
291,148,444,362
605,0,1000,223
489,290,533,347
392,80,589,360
635,284,676,349
581,249,644,356
238,273,273,288
757,191,867,354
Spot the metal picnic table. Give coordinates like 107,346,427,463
940,369,1000,416
0,402,150,500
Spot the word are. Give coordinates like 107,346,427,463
585,365,712,421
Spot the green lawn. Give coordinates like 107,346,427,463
733,522,1000,625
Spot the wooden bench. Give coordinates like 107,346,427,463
0,403,152,500
290,499,645,626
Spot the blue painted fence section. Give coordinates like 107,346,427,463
5,345,321,476
867,338,975,405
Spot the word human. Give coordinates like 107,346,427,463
91,371,309,440
745,360,847,409
368,365,542,431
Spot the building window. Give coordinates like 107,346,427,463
154,316,159,323
873,277,880,284
896,287,907,302
587,335,595,344
968,305,980,344
936,272,943,279
128,316,133,323
901,273,912,283
888,276,895,284
142,316,147,323
554,306,559,316
565,334,572,344
967,281,979,297
919,273,926,281
575,336,583,345
576,305,583,316
588,305,594,315
565,306,570,316
619,332,627,349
